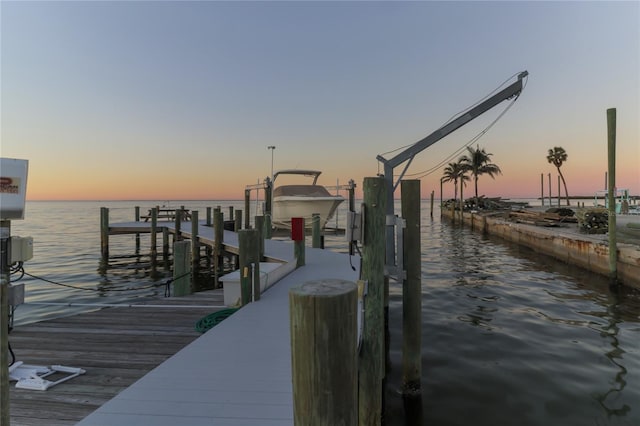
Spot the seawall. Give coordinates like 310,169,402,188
442,209,640,289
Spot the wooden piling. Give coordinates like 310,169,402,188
607,108,617,285
292,218,305,268
172,240,191,296
312,213,321,249
265,178,273,239
401,180,422,397
174,208,182,241
348,180,356,256
162,228,169,270
100,207,109,258
359,176,386,426
255,215,265,259
134,207,140,252
289,279,358,426
191,210,200,282
430,190,434,218
214,208,224,286
541,173,545,206
235,210,242,232
150,208,158,274
244,189,251,229
206,207,212,226
1,220,10,425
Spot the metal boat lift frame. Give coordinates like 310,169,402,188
376,71,528,275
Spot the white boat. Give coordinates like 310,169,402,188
271,169,344,229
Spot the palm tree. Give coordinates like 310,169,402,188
459,145,502,200
547,146,570,206
442,160,469,201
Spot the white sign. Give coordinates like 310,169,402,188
0,158,29,220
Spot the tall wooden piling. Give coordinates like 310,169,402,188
172,240,192,296
312,213,321,248
206,207,212,226
162,228,170,270
401,180,422,396
359,176,386,425
289,279,358,426
607,108,617,285
540,173,545,206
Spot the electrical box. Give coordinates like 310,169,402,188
9,283,25,306
0,158,29,220
11,236,34,263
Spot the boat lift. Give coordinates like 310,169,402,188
376,71,529,276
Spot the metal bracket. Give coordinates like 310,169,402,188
384,216,407,281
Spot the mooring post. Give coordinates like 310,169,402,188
607,108,618,285
430,190,434,218
100,207,109,258
459,178,464,223
312,213,321,249
238,229,259,305
1,220,11,424
191,210,200,284
541,173,545,206
172,240,192,296
206,207,212,226
359,176,386,425
292,217,305,268
265,177,273,239
289,279,358,426
244,189,251,229
557,175,561,207
134,206,141,252
174,208,182,241
150,208,158,274
214,208,224,287
348,179,356,256
235,210,242,232
255,215,265,260
401,180,422,400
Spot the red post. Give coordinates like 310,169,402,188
291,217,304,241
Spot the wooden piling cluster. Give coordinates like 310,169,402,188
100,205,250,295
289,176,423,425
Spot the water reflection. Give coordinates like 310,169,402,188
594,292,631,419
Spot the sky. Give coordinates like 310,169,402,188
1,0,638,201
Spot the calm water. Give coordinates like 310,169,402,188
9,200,640,425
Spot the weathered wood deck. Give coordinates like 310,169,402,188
9,290,226,425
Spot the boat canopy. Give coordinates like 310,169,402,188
273,169,322,185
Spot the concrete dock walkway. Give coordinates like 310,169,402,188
77,239,359,425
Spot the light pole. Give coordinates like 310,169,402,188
267,146,276,182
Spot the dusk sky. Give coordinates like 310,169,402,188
1,1,638,201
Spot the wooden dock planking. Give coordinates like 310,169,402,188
9,289,225,426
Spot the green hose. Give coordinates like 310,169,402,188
195,308,238,333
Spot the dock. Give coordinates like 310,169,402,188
9,223,359,425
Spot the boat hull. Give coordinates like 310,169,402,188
272,196,344,229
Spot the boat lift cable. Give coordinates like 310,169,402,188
406,91,522,179
377,71,526,161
